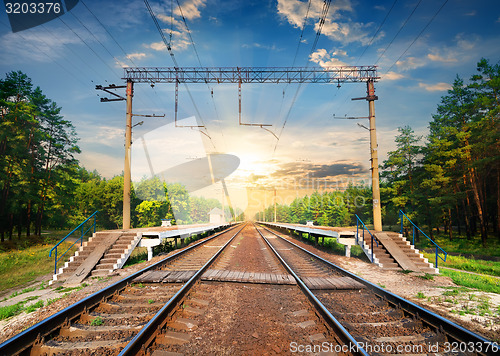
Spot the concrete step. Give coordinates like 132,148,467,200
104,253,123,259
91,269,111,277
95,263,114,270
100,258,119,264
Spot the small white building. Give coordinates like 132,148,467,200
209,207,225,224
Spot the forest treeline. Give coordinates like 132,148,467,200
2,59,499,246
257,59,499,246
0,71,236,243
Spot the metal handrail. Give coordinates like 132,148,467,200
49,211,99,275
399,210,447,268
355,214,378,263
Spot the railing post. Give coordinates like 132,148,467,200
435,246,438,269
400,210,403,235
371,235,374,263
54,249,57,275
356,218,359,245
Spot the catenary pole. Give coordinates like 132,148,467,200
123,79,133,230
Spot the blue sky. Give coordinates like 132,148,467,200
1,0,499,214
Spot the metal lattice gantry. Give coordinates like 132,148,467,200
123,66,379,84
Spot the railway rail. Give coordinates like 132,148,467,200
122,223,363,355
1,222,496,355
0,223,244,355
257,223,497,356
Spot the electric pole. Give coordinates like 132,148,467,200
123,79,133,230
353,79,382,231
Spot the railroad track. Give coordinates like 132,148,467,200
122,223,363,355
257,223,497,356
0,223,244,355
2,222,496,355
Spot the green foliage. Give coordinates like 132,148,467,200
441,269,500,294
90,316,104,326
0,71,80,240
425,253,500,277
0,302,25,320
0,241,76,292
416,291,426,299
380,59,499,245
255,186,371,227
25,300,44,313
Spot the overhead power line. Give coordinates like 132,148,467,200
143,0,215,149
274,0,333,155
175,0,226,150
385,0,450,74
375,0,423,65
355,0,399,65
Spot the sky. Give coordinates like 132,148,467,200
1,0,499,217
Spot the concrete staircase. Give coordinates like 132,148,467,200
51,231,142,284
357,233,400,270
357,231,438,274
91,232,142,278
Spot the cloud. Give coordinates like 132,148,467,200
242,43,281,51
317,18,373,45
267,161,368,189
418,82,451,92
395,56,426,71
0,28,81,64
127,52,147,60
383,71,405,81
145,1,204,53
464,11,476,16
277,0,372,45
427,53,458,63
148,41,167,51
309,48,349,67
174,0,207,20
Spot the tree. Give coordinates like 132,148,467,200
0,71,79,240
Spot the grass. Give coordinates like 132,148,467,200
90,316,104,326
441,269,500,294
0,302,25,320
0,238,78,293
0,297,46,320
416,291,426,299
424,253,500,277
123,247,148,267
414,232,500,257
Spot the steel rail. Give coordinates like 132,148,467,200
253,224,369,356
0,223,242,355
119,222,247,355
259,223,496,356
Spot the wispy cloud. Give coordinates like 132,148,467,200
0,28,80,64
396,56,426,71
277,0,373,45
427,53,458,63
418,82,451,92
382,71,405,81
127,52,147,60
242,43,282,51
309,48,349,67
174,0,207,20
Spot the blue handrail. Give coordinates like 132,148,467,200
49,211,99,275
355,214,378,263
399,210,447,269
